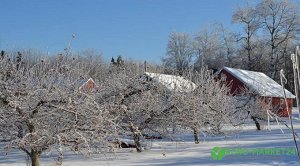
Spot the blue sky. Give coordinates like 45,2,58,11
0,0,248,63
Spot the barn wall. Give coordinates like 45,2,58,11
217,70,247,95
262,97,293,117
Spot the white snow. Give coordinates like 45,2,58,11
2,108,300,165
144,72,197,92
223,67,295,98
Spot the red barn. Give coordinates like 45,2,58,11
217,67,295,117
79,78,96,92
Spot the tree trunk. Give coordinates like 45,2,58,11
129,122,143,152
31,150,40,166
193,127,200,144
251,116,260,130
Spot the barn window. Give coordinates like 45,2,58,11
279,99,284,109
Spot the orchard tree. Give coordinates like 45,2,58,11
172,69,238,144
98,67,173,152
169,68,268,143
0,54,117,166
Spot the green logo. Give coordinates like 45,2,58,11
210,146,296,160
211,146,227,160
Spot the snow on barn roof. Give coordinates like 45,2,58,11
223,67,295,98
144,72,196,92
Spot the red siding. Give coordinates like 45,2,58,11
261,97,293,117
217,70,247,95
79,79,95,91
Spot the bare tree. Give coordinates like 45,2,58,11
256,0,300,79
233,4,261,70
0,54,117,166
218,24,239,68
72,49,106,80
233,92,268,131
193,27,224,70
167,68,239,144
169,67,270,144
98,67,174,152
193,24,240,70
163,32,194,75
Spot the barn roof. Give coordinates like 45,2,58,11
144,72,196,92
222,67,295,98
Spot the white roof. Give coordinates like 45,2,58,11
144,72,196,92
223,67,295,98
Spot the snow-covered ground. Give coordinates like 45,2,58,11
2,109,300,166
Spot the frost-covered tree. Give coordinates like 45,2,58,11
0,54,117,166
98,67,173,152
233,4,261,70
163,32,194,75
168,68,268,143
169,69,238,144
193,27,224,70
256,0,300,79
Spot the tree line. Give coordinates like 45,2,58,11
162,0,300,91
